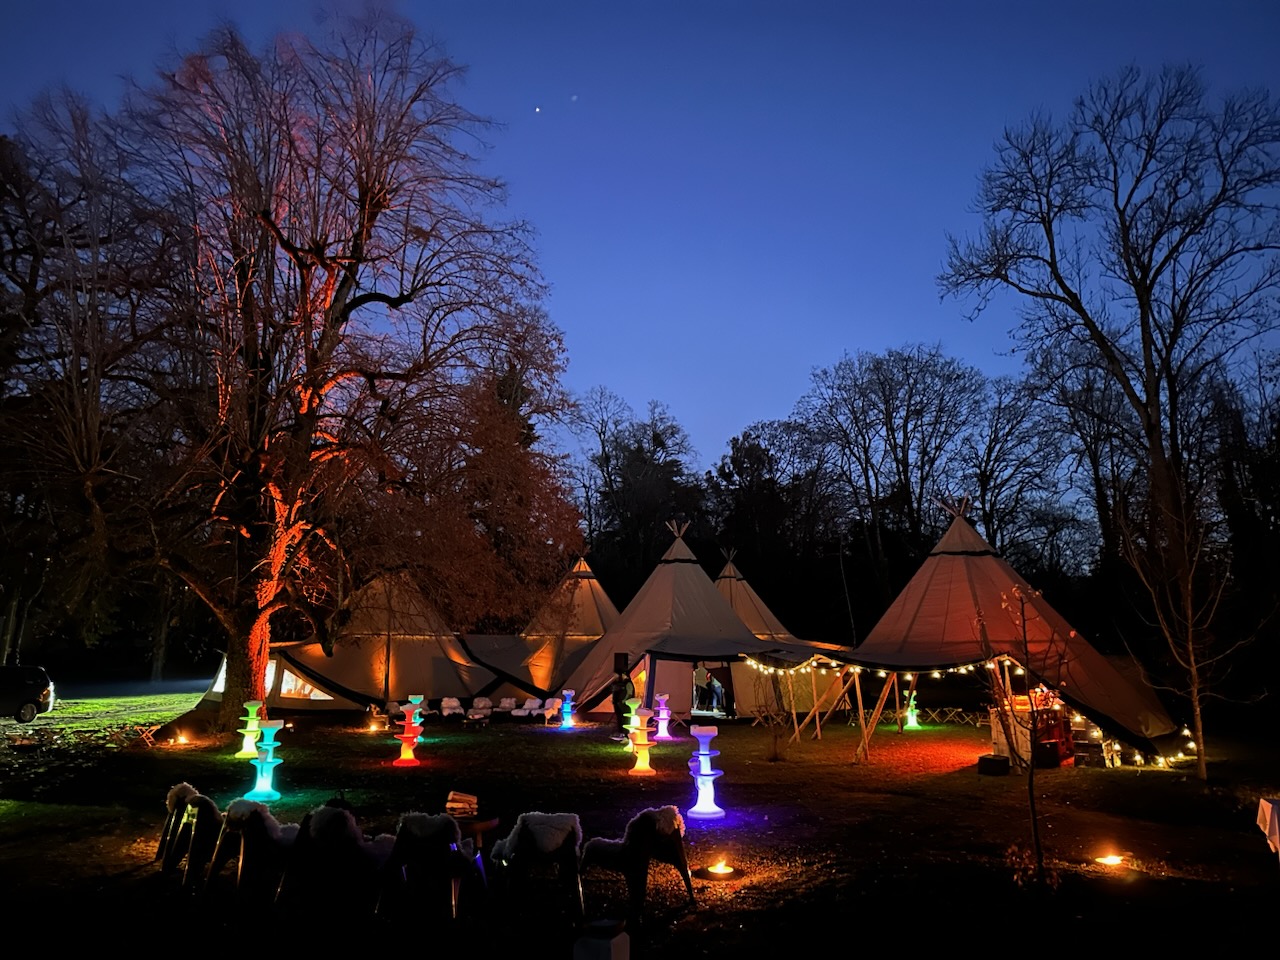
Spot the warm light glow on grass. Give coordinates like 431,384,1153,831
708,859,733,875
1095,854,1125,866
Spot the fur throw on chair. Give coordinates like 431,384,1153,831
580,805,695,908
166,781,199,813
397,812,463,849
156,782,200,863
490,812,582,864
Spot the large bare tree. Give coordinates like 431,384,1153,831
800,342,986,605
109,14,577,729
940,64,1280,777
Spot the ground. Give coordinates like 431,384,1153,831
1,696,1277,953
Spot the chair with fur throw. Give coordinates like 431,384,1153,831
489,811,584,919
375,812,477,920
204,799,300,902
159,791,224,892
275,800,395,912
580,806,696,912
156,781,199,864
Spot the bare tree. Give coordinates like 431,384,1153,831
109,14,575,729
959,374,1070,560
800,343,986,604
940,65,1280,777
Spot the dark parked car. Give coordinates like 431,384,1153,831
0,664,56,723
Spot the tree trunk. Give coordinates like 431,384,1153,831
218,610,271,732
149,582,171,683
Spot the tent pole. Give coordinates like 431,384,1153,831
853,669,868,758
810,666,821,740
820,668,855,726
855,673,893,763
894,672,903,733
791,666,844,742
787,671,801,741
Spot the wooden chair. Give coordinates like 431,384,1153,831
204,799,299,902
581,805,695,914
489,812,584,920
376,812,478,920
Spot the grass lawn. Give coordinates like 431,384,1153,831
1,693,1277,952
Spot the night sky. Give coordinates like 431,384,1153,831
3,0,1278,468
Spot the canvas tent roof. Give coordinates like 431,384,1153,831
851,514,1176,745
713,554,856,663
563,530,824,712
715,554,799,643
518,557,620,692
459,634,556,701
198,651,367,712
280,573,498,705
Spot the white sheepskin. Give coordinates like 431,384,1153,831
579,805,695,906
399,812,462,846
491,812,582,863
308,804,365,846
224,798,295,843
581,806,686,872
166,782,199,813
226,798,269,824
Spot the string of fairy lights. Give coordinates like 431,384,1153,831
740,654,1028,678
742,652,1188,768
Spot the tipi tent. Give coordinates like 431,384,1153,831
199,573,499,712
850,514,1176,747
715,551,855,719
715,551,801,644
199,650,366,712
519,557,620,693
563,525,821,719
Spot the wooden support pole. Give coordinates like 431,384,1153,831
894,672,903,733
820,667,855,727
854,673,894,764
810,667,821,740
788,671,801,742
792,667,849,743
853,669,868,757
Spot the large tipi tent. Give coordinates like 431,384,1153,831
199,573,499,712
563,525,818,719
519,557,620,693
850,513,1176,747
715,551,801,644
714,551,855,718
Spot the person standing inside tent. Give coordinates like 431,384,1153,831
708,674,725,713
610,668,635,735
693,662,710,710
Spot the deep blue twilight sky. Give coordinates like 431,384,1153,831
3,1,1279,469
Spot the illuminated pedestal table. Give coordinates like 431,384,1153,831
629,708,656,776
245,720,284,801
686,725,725,819
393,707,424,767
623,697,642,752
405,694,425,742
653,694,674,740
235,701,264,758
560,690,576,728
